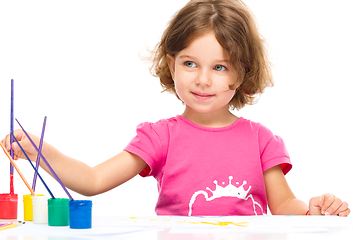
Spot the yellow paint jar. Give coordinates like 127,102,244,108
23,194,33,221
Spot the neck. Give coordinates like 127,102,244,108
181,106,238,128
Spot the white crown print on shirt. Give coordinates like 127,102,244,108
188,176,265,216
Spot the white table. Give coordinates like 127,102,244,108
1,215,352,240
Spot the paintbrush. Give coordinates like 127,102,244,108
16,119,74,201
0,142,35,196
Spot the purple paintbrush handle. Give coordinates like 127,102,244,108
16,118,74,201
32,116,47,191
10,79,14,174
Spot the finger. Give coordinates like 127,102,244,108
317,195,325,208
308,196,323,215
332,201,349,216
320,193,335,214
338,207,350,217
3,133,12,151
1,131,30,161
1,133,14,154
0,136,5,148
324,197,343,215
13,129,27,142
3,129,24,151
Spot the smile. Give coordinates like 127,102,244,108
191,92,215,100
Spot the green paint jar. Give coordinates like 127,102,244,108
48,198,69,226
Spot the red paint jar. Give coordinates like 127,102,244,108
0,193,18,219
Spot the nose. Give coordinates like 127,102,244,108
195,68,211,86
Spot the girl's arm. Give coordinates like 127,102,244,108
264,165,350,216
42,148,147,196
1,129,148,196
264,165,308,215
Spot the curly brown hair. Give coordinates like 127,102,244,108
149,0,273,110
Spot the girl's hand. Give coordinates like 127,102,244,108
309,193,350,217
1,129,40,162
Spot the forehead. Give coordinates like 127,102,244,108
176,32,229,60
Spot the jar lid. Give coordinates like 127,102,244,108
48,198,70,206
0,193,18,201
69,200,92,208
33,195,49,204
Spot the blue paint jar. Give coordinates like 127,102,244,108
69,200,92,229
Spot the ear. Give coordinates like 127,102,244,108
166,54,176,80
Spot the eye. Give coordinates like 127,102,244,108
214,65,227,71
185,61,196,68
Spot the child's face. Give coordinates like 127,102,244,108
167,32,237,115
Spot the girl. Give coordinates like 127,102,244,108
2,0,350,216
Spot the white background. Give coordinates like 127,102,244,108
0,0,352,219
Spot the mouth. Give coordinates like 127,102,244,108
191,92,215,100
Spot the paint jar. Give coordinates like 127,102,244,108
69,200,92,229
23,194,33,221
48,198,69,226
33,195,48,224
0,194,18,219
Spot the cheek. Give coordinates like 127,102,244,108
174,82,183,98
174,71,192,92
173,77,187,101
219,78,237,95
224,89,236,102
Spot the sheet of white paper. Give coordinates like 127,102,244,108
0,215,352,238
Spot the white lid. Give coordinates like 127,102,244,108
33,195,49,205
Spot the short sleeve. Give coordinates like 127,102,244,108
258,124,292,175
124,120,169,178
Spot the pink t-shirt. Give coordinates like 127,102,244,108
124,115,291,216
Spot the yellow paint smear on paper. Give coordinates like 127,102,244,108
119,217,248,227
176,220,249,227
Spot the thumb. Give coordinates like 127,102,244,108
309,196,325,215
